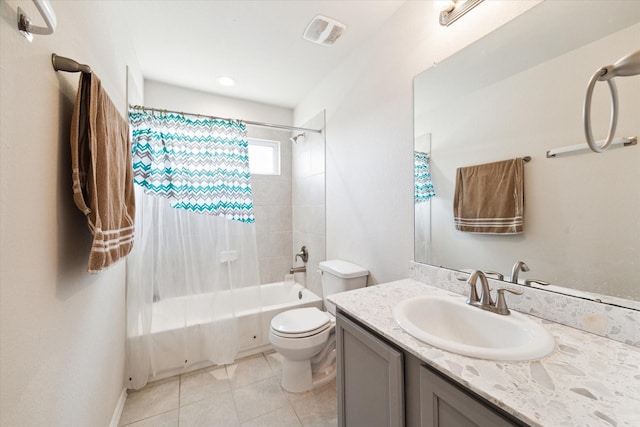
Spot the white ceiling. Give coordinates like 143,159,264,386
124,1,406,109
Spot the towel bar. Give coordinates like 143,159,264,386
546,136,637,158
51,54,91,73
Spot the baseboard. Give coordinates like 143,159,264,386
109,387,127,427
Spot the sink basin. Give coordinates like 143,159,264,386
393,295,555,361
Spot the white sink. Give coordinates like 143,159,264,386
393,294,555,361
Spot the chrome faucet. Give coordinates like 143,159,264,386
466,270,493,306
510,261,530,283
467,270,522,315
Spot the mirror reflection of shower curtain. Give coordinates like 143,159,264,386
125,111,260,390
414,133,434,263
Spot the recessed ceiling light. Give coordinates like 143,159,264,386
218,76,236,87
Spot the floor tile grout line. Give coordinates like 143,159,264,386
225,362,243,426
120,408,178,427
238,403,299,426
123,351,336,426
177,374,182,426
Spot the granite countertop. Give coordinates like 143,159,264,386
328,279,640,427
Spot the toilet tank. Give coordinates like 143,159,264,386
319,259,368,315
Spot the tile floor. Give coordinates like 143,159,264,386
118,352,337,427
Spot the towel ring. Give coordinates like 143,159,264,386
583,69,618,153
583,50,640,153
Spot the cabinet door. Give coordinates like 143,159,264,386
420,366,521,427
336,313,404,427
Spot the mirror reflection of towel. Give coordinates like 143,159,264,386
70,73,135,272
454,158,524,234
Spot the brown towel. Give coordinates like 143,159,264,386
70,73,135,272
454,158,524,234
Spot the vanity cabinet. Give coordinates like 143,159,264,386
419,366,521,427
336,313,404,427
336,311,526,427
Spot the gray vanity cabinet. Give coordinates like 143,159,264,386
336,313,404,427
337,311,527,427
420,366,520,427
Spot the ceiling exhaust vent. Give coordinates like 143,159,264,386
303,15,346,46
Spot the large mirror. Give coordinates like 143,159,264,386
414,1,640,308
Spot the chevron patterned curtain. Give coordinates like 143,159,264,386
129,110,255,223
414,151,436,203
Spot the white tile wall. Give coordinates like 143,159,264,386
252,111,325,290
292,112,326,298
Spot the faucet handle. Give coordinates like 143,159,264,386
495,288,523,315
484,270,504,281
295,246,309,263
524,279,549,287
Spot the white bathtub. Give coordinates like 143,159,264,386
130,281,322,383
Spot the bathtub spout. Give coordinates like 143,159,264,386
289,266,306,274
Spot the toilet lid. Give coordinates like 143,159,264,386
270,307,330,335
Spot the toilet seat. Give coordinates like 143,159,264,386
270,307,331,338
271,322,332,339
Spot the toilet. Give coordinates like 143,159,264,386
269,259,368,392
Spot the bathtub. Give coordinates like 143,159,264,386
129,281,322,383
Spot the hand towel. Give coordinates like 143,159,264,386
453,158,524,234
70,72,135,272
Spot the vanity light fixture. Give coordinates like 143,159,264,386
439,0,484,27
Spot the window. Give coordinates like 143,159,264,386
248,138,280,175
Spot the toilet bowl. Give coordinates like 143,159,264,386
269,307,336,393
269,259,368,393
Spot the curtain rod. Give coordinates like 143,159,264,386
129,104,322,134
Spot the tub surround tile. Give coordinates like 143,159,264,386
269,205,293,232
328,279,640,427
409,262,640,346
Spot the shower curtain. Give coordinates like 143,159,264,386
126,110,260,390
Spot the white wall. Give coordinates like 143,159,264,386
143,80,295,285
294,0,541,284
0,1,142,426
